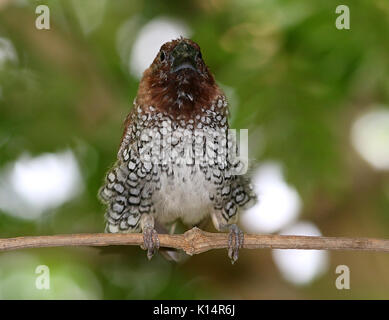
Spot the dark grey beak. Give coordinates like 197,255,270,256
171,41,198,73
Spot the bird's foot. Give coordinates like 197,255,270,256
142,226,160,260
228,224,244,264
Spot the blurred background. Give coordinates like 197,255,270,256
0,0,388,299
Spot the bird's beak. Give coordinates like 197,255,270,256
171,41,198,73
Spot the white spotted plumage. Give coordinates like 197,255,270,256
99,95,256,234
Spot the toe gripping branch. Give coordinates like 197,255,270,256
228,224,244,264
140,215,160,260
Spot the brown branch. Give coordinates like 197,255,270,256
0,228,388,255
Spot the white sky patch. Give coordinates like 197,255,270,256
351,108,389,171
0,37,18,69
272,222,329,285
129,17,191,79
0,150,83,220
240,162,301,233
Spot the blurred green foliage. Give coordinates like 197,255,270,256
0,0,388,299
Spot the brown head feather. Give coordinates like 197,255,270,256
136,38,222,117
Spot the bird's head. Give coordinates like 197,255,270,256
136,38,221,117
151,38,207,77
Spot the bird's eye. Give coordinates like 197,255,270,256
160,51,166,62
197,51,202,60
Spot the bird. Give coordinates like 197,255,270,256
99,38,256,263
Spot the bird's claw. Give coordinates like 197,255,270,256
228,224,244,264
142,227,160,260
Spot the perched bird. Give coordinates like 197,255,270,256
99,38,256,263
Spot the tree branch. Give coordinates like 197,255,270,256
0,228,388,255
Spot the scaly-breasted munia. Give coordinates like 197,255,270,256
99,38,256,263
